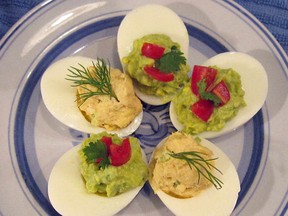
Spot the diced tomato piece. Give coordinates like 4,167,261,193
101,136,112,148
212,80,230,106
95,158,103,164
109,138,131,166
144,66,174,82
191,65,218,96
191,99,214,122
141,42,165,59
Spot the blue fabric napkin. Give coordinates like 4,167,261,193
0,0,287,55
235,0,288,54
0,0,42,38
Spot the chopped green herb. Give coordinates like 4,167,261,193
194,137,202,144
198,79,221,106
83,141,110,169
155,46,186,73
173,180,181,188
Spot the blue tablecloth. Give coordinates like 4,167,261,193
0,0,287,54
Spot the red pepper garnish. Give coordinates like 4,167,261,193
191,65,218,96
144,66,174,82
101,136,112,148
190,65,232,121
141,42,165,59
212,80,230,106
95,158,103,164
109,138,131,166
191,99,214,122
99,136,132,166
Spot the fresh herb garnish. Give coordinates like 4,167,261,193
66,58,119,105
155,45,186,73
198,79,221,106
83,141,110,169
168,151,223,189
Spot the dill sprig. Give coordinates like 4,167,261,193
168,151,223,189
66,58,119,105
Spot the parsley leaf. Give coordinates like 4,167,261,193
198,79,221,106
83,141,110,169
155,46,186,73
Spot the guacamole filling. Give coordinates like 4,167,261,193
173,66,246,134
122,34,189,99
79,132,148,197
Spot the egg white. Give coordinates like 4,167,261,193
170,52,268,138
149,136,240,216
40,56,143,137
133,84,171,106
117,4,189,105
48,144,146,216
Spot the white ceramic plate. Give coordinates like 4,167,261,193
0,0,287,216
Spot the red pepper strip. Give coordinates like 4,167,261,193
191,65,218,96
212,80,231,106
101,136,112,148
95,158,103,164
191,99,214,122
109,138,131,166
141,42,165,59
144,66,174,82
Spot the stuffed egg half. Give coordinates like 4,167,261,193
170,52,268,138
40,56,143,137
48,135,147,216
117,4,189,105
149,132,240,216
